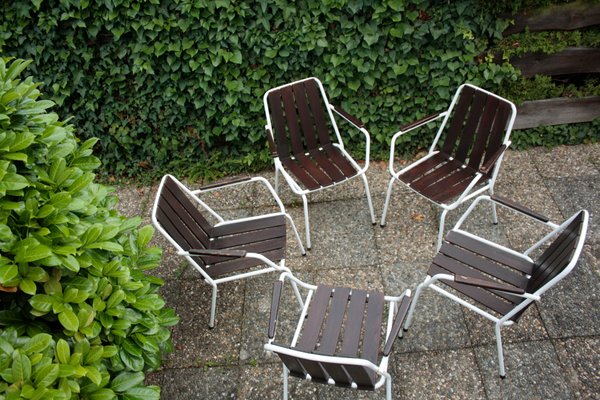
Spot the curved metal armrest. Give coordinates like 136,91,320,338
199,176,252,191
268,280,284,339
388,112,447,173
382,294,412,356
330,104,365,129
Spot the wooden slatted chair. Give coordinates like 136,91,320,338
265,272,412,400
380,84,517,250
151,174,305,328
403,195,589,377
264,77,376,250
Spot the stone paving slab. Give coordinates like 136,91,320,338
138,145,599,399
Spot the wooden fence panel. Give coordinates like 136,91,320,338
504,1,600,35
511,47,600,77
514,96,600,130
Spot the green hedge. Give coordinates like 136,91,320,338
1,1,520,180
0,58,177,399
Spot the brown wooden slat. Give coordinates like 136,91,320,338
442,85,475,155
512,47,600,78
211,215,284,236
267,91,291,159
440,240,530,287
277,351,307,378
156,207,203,253
431,253,523,305
320,362,352,387
455,90,487,162
204,247,284,278
429,263,517,316
281,86,305,156
164,177,213,234
484,102,511,165
281,158,321,190
399,152,451,184
503,1,600,35
528,214,582,291
211,224,285,248
318,287,351,355
468,95,500,170
362,291,384,364
294,153,335,187
298,359,329,383
309,150,347,183
344,365,377,390
446,231,533,274
303,79,332,147
157,191,210,249
407,158,466,192
298,286,332,352
383,294,412,356
339,289,368,357
322,144,359,178
293,82,319,151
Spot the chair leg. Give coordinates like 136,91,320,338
301,194,311,250
403,281,427,331
380,177,395,227
385,375,392,400
285,214,306,256
361,174,376,225
491,199,499,225
495,322,506,378
209,284,218,329
282,365,289,400
436,209,449,251
274,168,280,194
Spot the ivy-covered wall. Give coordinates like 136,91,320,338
0,0,516,179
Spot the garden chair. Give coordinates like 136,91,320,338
151,174,305,328
403,194,589,377
264,271,412,400
263,77,376,250
380,84,517,250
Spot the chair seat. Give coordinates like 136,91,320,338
399,152,486,204
281,144,358,191
429,230,535,320
273,284,386,389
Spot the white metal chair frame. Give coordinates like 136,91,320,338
263,77,376,250
151,174,305,328
380,84,517,250
403,195,589,377
265,271,411,400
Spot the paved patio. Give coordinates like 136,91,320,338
115,144,599,399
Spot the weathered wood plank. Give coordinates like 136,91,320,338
514,96,600,130
504,1,600,35
511,47,600,77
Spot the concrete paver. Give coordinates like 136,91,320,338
117,144,600,399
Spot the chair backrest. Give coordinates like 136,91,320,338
528,211,587,294
440,84,515,175
264,78,335,160
154,175,213,255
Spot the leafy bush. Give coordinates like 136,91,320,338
0,1,517,179
0,58,178,399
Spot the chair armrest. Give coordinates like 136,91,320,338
382,294,412,356
478,144,508,175
399,112,443,132
268,280,284,339
490,195,550,223
187,249,247,258
330,104,365,129
454,274,525,294
200,176,252,191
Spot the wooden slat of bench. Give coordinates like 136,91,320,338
297,285,332,352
